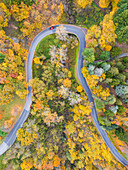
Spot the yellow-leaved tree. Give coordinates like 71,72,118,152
100,11,117,51
76,0,93,8
99,0,120,10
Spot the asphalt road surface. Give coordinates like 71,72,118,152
0,25,128,167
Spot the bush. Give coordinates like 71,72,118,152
115,73,126,82
95,98,105,110
115,85,128,97
105,95,116,105
115,62,126,71
115,127,128,143
0,53,5,64
109,79,120,86
0,129,8,137
82,48,95,63
104,110,115,117
100,51,110,60
110,47,121,58
123,57,128,63
101,62,111,71
98,116,111,126
102,124,118,131
94,68,104,77
117,105,126,115
109,67,119,76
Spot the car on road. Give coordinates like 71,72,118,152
49,26,54,30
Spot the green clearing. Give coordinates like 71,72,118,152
67,44,80,84
35,34,56,58
0,95,26,128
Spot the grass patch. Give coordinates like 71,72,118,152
0,95,26,128
35,34,56,59
67,44,80,84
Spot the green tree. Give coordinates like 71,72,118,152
113,0,128,44
100,51,110,60
110,47,121,58
95,98,105,110
117,105,126,115
82,48,95,63
115,127,128,143
109,67,119,76
105,95,116,105
115,73,126,82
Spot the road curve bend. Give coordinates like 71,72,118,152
0,24,128,167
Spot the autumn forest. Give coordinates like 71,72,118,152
0,0,128,169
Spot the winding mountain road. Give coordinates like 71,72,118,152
0,25,128,167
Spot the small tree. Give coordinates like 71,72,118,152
105,95,116,105
95,98,105,110
109,67,119,76
82,48,95,63
115,85,128,97
56,25,68,41
110,47,121,58
100,51,110,60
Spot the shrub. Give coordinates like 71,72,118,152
100,51,110,60
123,57,128,64
115,127,128,143
94,68,104,77
0,130,8,137
115,73,126,82
115,85,128,97
115,62,126,71
109,105,118,114
104,110,115,117
110,47,121,58
109,67,119,76
95,98,105,110
0,53,5,64
109,79,120,86
98,116,111,127
82,48,95,63
105,95,116,105
117,105,126,115
101,62,111,71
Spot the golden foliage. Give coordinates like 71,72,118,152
81,67,99,89
77,85,83,92
20,159,33,170
100,12,117,50
63,78,71,88
76,0,93,8
17,128,37,146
